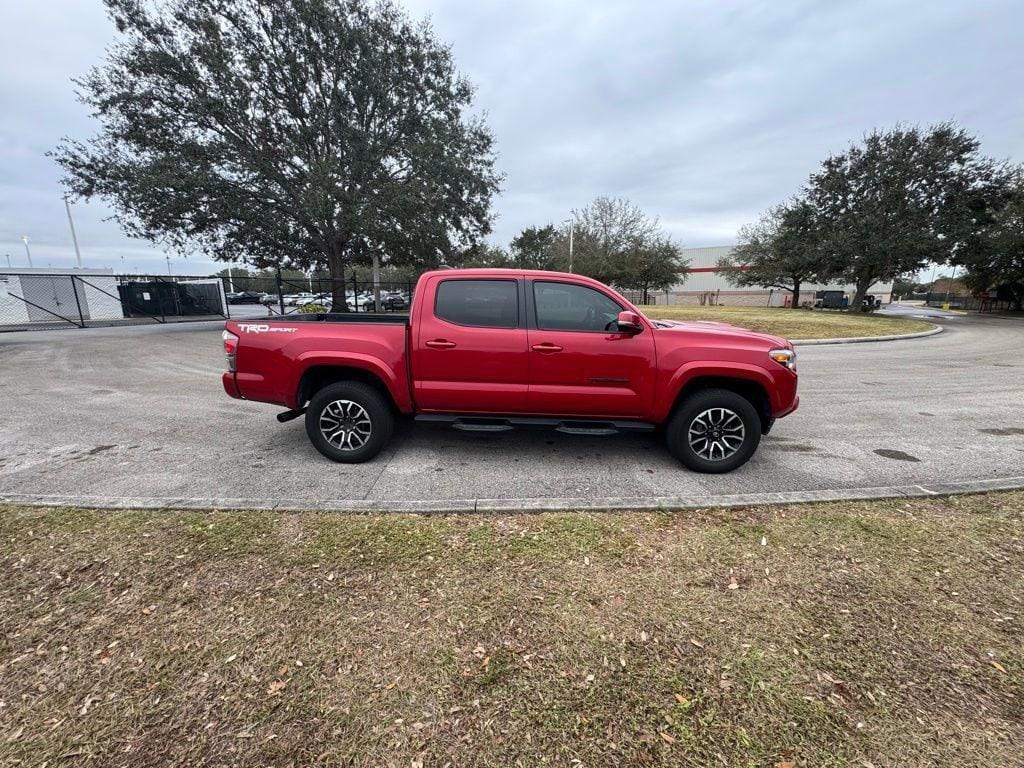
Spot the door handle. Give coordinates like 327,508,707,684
425,339,457,349
531,343,563,353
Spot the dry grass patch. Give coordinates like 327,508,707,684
641,305,935,340
1,493,1022,767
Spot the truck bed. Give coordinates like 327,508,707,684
224,313,414,412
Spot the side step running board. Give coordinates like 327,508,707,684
416,413,654,435
556,423,618,436
452,420,514,433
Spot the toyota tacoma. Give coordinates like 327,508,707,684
222,269,798,473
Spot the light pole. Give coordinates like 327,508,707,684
4,254,10,268
166,254,172,275
21,236,33,268
945,265,958,305
563,216,575,273
63,195,83,268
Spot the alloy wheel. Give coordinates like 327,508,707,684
319,399,372,451
687,407,745,461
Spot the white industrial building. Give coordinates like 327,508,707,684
664,246,893,307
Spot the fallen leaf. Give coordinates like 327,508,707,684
690,638,704,648
674,693,688,705
267,679,287,695
991,660,1007,674
727,578,740,590
660,731,676,744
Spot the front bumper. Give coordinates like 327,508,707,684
775,394,799,418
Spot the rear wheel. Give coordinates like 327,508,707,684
666,388,762,473
305,382,393,463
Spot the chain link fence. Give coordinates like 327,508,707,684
924,292,1017,312
225,274,415,318
0,271,416,332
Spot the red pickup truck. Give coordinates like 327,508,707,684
222,269,798,473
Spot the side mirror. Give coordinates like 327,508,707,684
616,310,643,334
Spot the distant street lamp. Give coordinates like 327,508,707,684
63,195,83,268
4,254,10,268
563,216,575,273
21,236,33,268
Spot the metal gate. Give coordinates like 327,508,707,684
19,274,89,322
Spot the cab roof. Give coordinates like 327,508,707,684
419,267,608,287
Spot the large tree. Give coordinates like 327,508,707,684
509,225,557,269
54,0,501,306
614,236,689,304
555,197,687,297
564,197,659,282
806,123,1000,311
719,198,826,308
452,242,512,269
957,173,1024,310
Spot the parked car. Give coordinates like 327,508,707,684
295,293,331,307
226,290,267,304
282,292,316,306
382,291,409,310
222,269,798,473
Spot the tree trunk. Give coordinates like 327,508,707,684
792,279,801,309
848,276,872,312
371,251,382,312
328,251,348,311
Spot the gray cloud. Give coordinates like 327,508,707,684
2,0,1022,273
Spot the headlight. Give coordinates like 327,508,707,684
769,348,796,370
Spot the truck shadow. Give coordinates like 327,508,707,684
388,419,678,467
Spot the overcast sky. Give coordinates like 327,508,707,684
1,0,1022,274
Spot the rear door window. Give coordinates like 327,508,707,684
434,279,519,329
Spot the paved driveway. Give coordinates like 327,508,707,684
1,312,1022,510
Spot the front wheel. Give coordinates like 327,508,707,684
305,382,394,463
666,388,762,473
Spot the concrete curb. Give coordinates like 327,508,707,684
2,474,1022,514
793,324,943,346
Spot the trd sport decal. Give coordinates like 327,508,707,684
236,324,297,334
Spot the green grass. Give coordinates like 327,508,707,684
640,305,936,340
1,492,1022,767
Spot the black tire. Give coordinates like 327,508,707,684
665,388,762,473
304,381,394,463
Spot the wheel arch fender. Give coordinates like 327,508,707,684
658,362,775,429
291,353,412,413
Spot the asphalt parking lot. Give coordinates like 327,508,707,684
2,310,1023,511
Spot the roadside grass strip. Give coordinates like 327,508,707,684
642,305,936,341
1,492,1021,766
